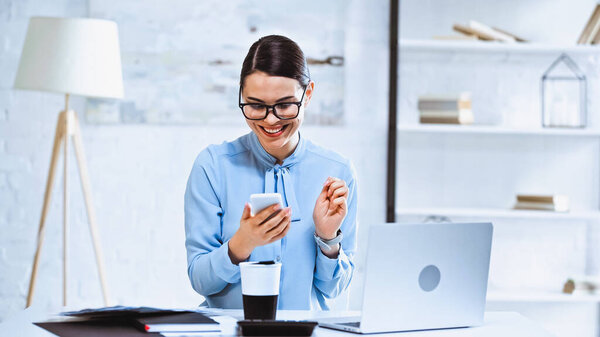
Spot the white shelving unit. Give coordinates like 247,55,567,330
397,37,600,337
397,37,600,213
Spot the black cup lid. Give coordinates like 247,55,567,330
256,260,276,265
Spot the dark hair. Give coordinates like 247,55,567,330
240,35,310,88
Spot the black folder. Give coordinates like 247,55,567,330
34,306,218,336
34,321,161,336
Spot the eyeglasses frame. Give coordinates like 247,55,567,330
238,84,308,120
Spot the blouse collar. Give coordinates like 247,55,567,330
247,131,306,169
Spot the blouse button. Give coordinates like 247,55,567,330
276,255,281,262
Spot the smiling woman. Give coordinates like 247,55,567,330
238,36,313,163
239,71,310,162
184,35,358,310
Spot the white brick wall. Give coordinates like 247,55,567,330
1,0,88,319
86,0,347,125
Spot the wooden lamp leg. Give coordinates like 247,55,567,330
27,96,110,308
63,110,72,307
26,110,66,308
71,111,110,306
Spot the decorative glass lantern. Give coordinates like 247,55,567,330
541,53,587,128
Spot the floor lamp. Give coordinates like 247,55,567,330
14,17,124,307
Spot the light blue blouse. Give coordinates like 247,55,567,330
184,132,357,310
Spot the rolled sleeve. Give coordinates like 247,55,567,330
209,241,241,283
315,246,352,281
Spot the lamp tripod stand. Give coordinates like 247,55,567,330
26,94,109,307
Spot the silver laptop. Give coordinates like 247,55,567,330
320,222,493,334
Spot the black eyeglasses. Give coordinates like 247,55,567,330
238,85,308,120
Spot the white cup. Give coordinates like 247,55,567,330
240,261,281,320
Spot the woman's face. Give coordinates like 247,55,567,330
241,71,313,157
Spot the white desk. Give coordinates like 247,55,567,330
210,309,555,337
315,313,554,336
0,306,555,336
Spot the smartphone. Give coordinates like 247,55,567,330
249,193,283,216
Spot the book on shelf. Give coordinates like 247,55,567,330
516,194,568,204
563,276,600,295
592,25,600,45
513,194,569,212
491,26,528,42
453,23,495,41
418,99,471,111
467,21,516,42
418,93,474,125
577,4,600,44
453,21,524,43
420,110,473,117
433,35,479,41
419,114,473,125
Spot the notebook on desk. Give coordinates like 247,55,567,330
36,306,220,335
134,312,220,333
320,222,493,334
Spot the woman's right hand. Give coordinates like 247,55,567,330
228,203,292,264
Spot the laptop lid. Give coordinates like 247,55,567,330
359,222,493,334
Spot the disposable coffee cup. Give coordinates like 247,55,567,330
240,261,281,320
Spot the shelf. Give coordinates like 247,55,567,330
400,38,600,54
397,124,600,137
487,291,600,303
396,207,600,221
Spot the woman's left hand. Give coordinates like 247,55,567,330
313,177,349,240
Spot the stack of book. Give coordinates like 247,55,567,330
418,93,474,125
513,194,570,212
452,20,526,42
577,4,600,44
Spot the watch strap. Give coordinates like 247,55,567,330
314,229,343,252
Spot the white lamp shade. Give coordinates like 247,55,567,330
14,17,124,99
